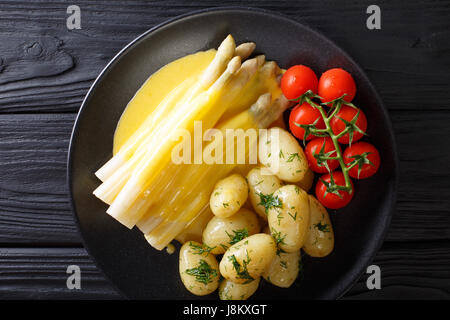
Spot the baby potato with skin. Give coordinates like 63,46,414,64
247,167,283,220
267,185,310,253
261,226,301,288
220,233,276,284
202,208,260,255
179,241,220,296
258,127,308,183
263,250,301,288
303,195,335,257
210,174,248,218
219,277,260,300
295,168,314,192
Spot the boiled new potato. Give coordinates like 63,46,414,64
219,277,260,300
247,167,283,219
210,174,248,218
267,185,310,253
179,241,220,296
258,127,308,183
263,250,301,288
202,208,260,255
303,195,334,257
295,168,314,192
220,233,276,284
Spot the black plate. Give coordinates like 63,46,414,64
68,7,398,300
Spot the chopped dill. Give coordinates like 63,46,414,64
228,251,254,284
189,242,216,256
257,192,283,214
314,221,331,232
226,228,249,246
185,259,218,285
287,152,301,163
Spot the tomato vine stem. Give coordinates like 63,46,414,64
294,90,355,195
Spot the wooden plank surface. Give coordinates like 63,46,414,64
0,242,448,299
0,0,449,299
0,0,449,113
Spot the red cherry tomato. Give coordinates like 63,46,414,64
305,137,340,173
318,68,356,103
281,65,318,100
330,105,367,144
315,171,354,209
343,142,380,179
289,102,326,141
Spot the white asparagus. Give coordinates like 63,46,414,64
235,42,256,60
143,94,278,249
106,56,242,228
184,34,236,102
93,78,195,203
146,95,289,250
94,35,235,182
133,57,263,232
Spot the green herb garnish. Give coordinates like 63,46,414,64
185,259,218,285
257,192,283,214
226,228,248,246
287,152,301,162
228,252,254,283
314,222,331,233
189,242,216,256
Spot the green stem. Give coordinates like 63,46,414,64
305,96,353,195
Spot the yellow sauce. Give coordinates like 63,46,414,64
111,49,283,244
113,50,216,154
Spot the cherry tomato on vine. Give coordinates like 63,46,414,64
315,171,354,209
318,68,356,103
305,137,340,173
330,105,367,144
343,142,380,179
289,102,326,140
281,65,318,99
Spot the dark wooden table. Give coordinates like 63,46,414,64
0,0,449,300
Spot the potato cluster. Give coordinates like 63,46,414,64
179,127,335,299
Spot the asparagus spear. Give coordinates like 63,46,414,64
106,56,242,228
118,56,263,227
235,42,256,60
144,93,291,250
94,35,236,183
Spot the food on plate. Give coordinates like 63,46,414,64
219,233,277,284
303,195,334,257
219,277,260,300
281,65,318,99
343,142,380,179
318,68,356,102
92,33,381,300
258,127,308,183
315,171,354,209
289,102,326,141
179,241,220,296
267,185,310,253
305,137,340,173
281,63,380,209
330,105,367,144
94,35,288,247
202,208,260,255
209,174,249,218
262,249,301,288
246,167,283,220
295,167,314,192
